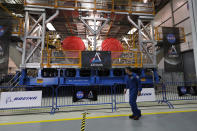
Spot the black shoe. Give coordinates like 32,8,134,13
129,115,134,119
133,116,140,120
129,115,141,120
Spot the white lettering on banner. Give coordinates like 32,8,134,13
125,88,156,102
0,91,42,108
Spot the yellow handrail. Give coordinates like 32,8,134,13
154,27,186,42
41,50,143,68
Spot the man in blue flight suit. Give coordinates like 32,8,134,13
125,67,142,120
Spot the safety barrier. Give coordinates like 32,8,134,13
54,85,114,112
1,82,197,115
0,86,55,115
113,83,167,110
164,82,197,101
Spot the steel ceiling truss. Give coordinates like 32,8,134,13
80,15,110,50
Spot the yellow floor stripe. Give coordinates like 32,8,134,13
0,109,197,126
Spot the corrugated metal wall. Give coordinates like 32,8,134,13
154,0,193,82
155,0,192,52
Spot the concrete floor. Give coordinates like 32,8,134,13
0,111,197,131
0,104,197,131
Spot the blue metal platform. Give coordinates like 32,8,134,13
18,68,159,87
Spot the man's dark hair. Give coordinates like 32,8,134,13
125,67,133,72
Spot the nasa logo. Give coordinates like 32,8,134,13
166,34,176,44
0,26,5,37
90,52,102,63
180,87,187,94
76,91,84,99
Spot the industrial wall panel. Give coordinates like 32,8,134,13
174,3,189,25
176,18,191,34
154,0,193,53
154,13,162,26
154,3,171,27
182,51,196,81
173,0,188,11
158,58,164,69
180,34,192,51
187,35,193,49
163,18,173,27
180,43,189,52
160,3,171,24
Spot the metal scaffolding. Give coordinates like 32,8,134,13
21,0,158,69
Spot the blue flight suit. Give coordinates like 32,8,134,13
126,73,142,117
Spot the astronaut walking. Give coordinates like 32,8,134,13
125,67,142,120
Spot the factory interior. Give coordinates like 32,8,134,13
0,0,197,131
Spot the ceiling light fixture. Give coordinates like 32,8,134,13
127,28,137,35
47,23,56,31
143,0,148,3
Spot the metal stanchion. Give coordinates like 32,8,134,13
81,112,90,131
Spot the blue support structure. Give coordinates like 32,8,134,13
19,69,26,85
18,68,159,87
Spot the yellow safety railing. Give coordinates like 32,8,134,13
24,0,155,15
12,18,24,36
41,50,142,68
41,49,82,68
111,50,142,67
46,32,62,50
130,31,140,50
155,27,186,42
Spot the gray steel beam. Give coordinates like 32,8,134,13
81,17,108,21
25,7,45,12
80,18,95,34
170,0,175,26
80,16,109,51
96,18,110,35
45,10,59,24
151,21,157,66
139,20,153,41
128,15,140,30
21,11,29,67
25,40,41,63
28,15,43,36
40,12,46,65
26,36,42,39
